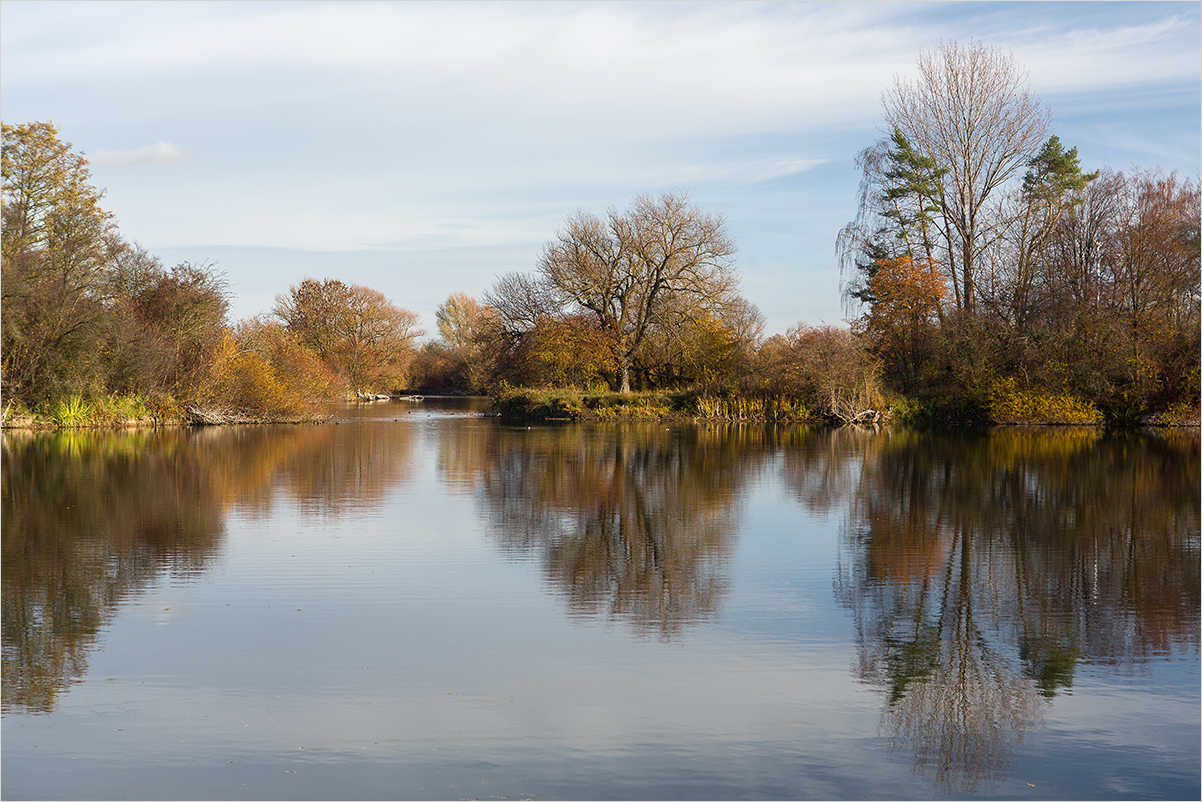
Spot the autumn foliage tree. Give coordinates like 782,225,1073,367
488,191,751,392
839,42,1199,421
2,122,230,409
635,297,763,389
1103,170,1200,412
198,317,343,417
522,315,617,389
414,291,503,392
106,245,229,397
273,278,423,394
858,255,947,391
2,121,118,403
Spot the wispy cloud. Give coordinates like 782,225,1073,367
675,159,828,184
90,141,186,167
1015,15,1201,95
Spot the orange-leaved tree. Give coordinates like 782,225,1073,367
273,278,423,394
199,318,344,419
859,255,947,391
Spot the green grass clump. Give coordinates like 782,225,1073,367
49,395,90,428
29,393,181,429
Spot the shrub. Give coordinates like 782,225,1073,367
758,325,885,422
198,332,334,420
988,377,1103,425
200,337,285,416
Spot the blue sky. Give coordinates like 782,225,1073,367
2,1,1198,337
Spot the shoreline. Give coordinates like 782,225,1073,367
0,407,332,431
3,394,1197,431
486,388,1202,429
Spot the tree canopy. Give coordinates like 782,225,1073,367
273,278,423,394
487,191,752,392
880,41,1053,313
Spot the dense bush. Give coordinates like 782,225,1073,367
987,377,1103,425
197,327,343,420
752,325,885,422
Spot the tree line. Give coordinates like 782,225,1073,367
1,121,426,421
3,42,1198,424
837,41,1199,423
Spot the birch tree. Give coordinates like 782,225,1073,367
883,41,1051,314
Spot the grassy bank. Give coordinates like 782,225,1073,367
2,395,178,430
490,388,824,423
491,386,1200,427
1,394,329,430
6,387,1192,431
883,383,1199,428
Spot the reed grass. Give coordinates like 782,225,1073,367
492,387,820,422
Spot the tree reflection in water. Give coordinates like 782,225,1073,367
828,428,1200,793
3,429,224,713
457,422,774,639
1,421,416,714
5,418,1197,794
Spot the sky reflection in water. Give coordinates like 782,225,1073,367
2,401,1198,800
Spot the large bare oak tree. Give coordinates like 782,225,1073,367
490,191,741,392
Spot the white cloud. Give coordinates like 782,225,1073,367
1014,15,1201,96
1,2,910,137
90,141,187,167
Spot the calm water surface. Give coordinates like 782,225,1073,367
2,399,1198,800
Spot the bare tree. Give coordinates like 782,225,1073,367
491,191,740,392
486,270,564,333
883,41,1052,314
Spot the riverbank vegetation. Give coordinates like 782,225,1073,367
835,44,1198,427
1,122,422,427
3,41,1198,429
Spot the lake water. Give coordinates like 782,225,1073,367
2,398,1198,800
